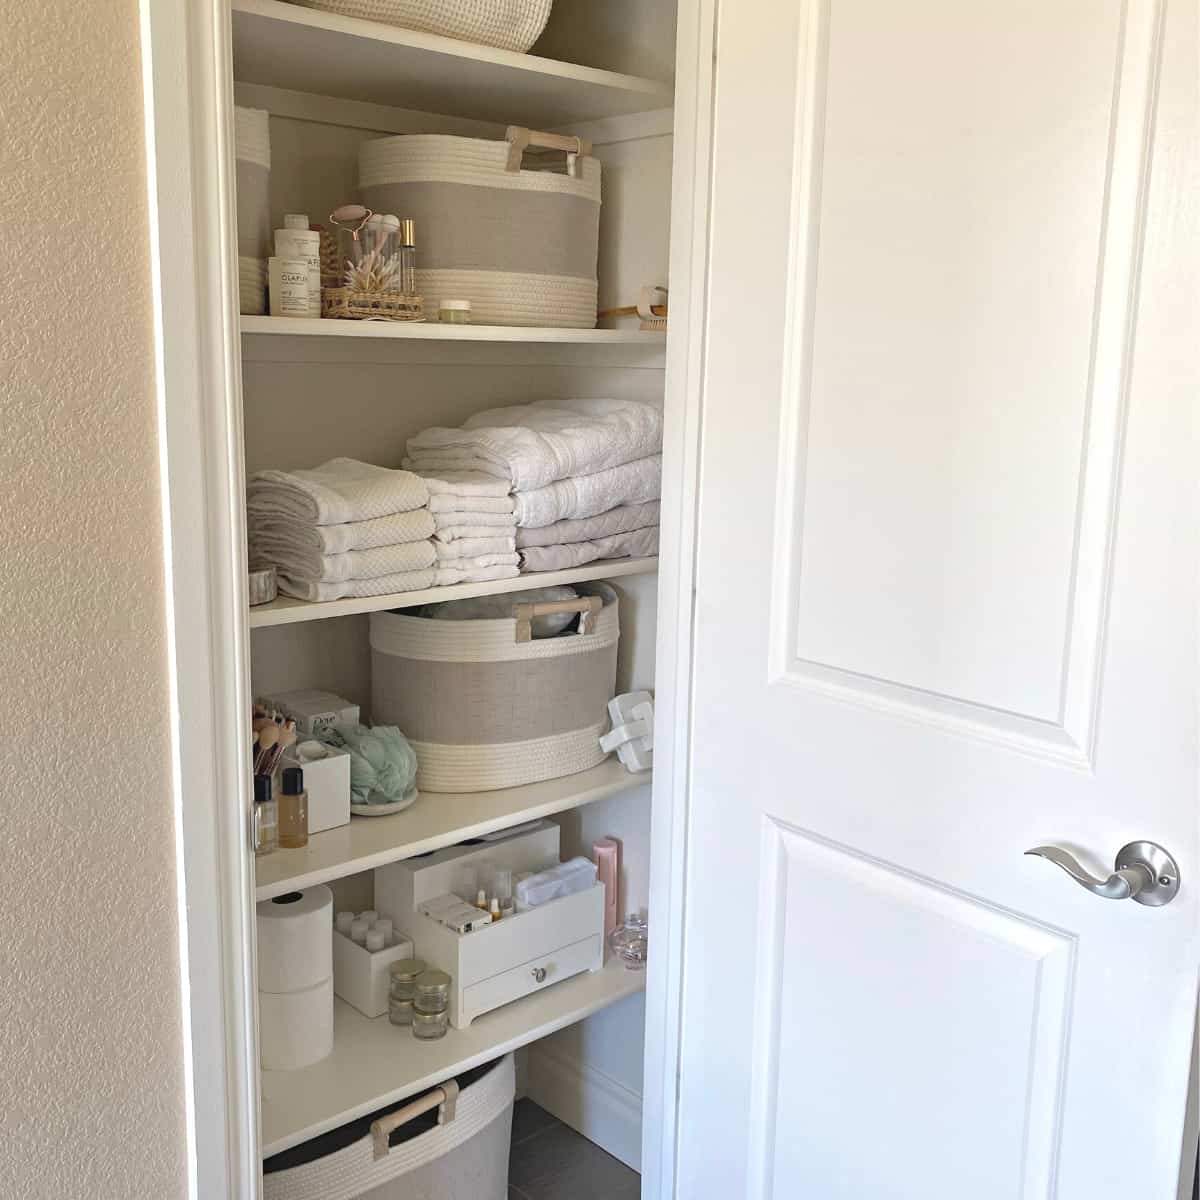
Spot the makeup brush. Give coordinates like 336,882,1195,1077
254,725,280,773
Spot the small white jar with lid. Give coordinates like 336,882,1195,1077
439,299,472,325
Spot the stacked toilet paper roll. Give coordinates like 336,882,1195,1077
256,885,334,1071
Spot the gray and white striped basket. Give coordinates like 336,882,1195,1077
370,585,617,792
359,129,601,328
288,0,552,52
235,106,271,316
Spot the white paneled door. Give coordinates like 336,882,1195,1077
674,0,1198,1196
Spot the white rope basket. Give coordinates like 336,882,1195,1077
289,0,553,52
239,256,266,316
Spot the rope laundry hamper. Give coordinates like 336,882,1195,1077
371,584,617,792
264,1054,513,1200
359,127,600,328
287,0,553,52
235,106,271,315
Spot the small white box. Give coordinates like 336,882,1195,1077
263,689,360,736
374,821,560,920
332,930,413,1018
282,741,351,834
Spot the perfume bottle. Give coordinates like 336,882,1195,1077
399,218,417,296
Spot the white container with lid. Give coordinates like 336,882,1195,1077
274,215,320,316
268,256,315,318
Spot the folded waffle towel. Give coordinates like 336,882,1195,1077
434,536,517,560
435,550,521,569
250,508,434,554
432,509,518,531
519,527,660,573
514,455,662,528
248,459,428,526
434,563,520,586
516,501,660,549
406,399,663,492
277,567,437,602
250,536,435,583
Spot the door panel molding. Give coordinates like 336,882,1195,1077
748,816,1077,1199
769,0,1168,770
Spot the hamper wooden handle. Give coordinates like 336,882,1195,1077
513,595,603,643
505,126,593,176
371,1080,459,1160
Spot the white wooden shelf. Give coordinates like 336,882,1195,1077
261,957,645,1156
241,316,666,346
232,0,674,126
254,759,646,900
248,556,658,628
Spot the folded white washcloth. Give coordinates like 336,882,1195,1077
277,567,437,602
434,536,517,560
435,549,520,568
435,563,520,587
516,501,660,549
249,509,434,554
406,399,663,492
248,459,428,526
434,521,518,542
514,455,662,528
432,509,517,531
413,469,512,499
519,527,660,573
250,535,435,583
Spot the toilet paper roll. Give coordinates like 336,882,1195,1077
256,885,333,994
259,977,334,1071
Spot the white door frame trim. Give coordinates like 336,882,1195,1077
640,1,718,1197
139,1,261,1196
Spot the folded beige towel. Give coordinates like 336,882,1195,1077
433,509,517,531
434,537,517,560
435,563,520,586
519,527,660,573
277,567,436,602
434,521,518,542
248,459,428,525
250,508,434,554
251,535,435,583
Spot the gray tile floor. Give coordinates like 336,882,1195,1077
508,1099,640,1200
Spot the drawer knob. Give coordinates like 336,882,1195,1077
531,966,548,983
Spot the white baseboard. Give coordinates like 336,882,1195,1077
524,1046,643,1171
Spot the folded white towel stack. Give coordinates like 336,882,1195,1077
413,469,520,586
247,459,436,601
406,400,663,577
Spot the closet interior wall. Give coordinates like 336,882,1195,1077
237,0,675,1165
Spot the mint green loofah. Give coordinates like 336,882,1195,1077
318,724,418,806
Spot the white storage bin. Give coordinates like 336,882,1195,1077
359,127,601,328
235,106,271,315
370,585,618,792
375,820,560,919
332,929,414,1018
264,1054,514,1200
288,0,552,53
409,883,604,1028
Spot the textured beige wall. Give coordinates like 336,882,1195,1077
0,2,189,1197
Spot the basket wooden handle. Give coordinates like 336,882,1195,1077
513,595,604,643
505,126,593,177
371,1080,459,1160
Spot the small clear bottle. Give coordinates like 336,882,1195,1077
412,969,451,1040
253,775,277,856
389,958,426,1026
399,218,417,296
278,766,309,849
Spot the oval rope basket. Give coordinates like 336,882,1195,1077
371,585,618,791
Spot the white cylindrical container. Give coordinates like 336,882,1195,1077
256,886,333,994
366,928,386,952
275,217,322,317
259,977,334,1071
335,911,355,936
349,917,369,945
374,918,394,943
269,257,315,318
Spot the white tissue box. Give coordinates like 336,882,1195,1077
283,741,351,834
332,930,414,1018
264,689,360,737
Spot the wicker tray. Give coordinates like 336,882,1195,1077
321,288,424,322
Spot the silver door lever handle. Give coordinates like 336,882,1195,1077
1024,841,1179,906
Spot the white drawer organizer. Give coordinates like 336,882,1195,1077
375,821,603,1028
